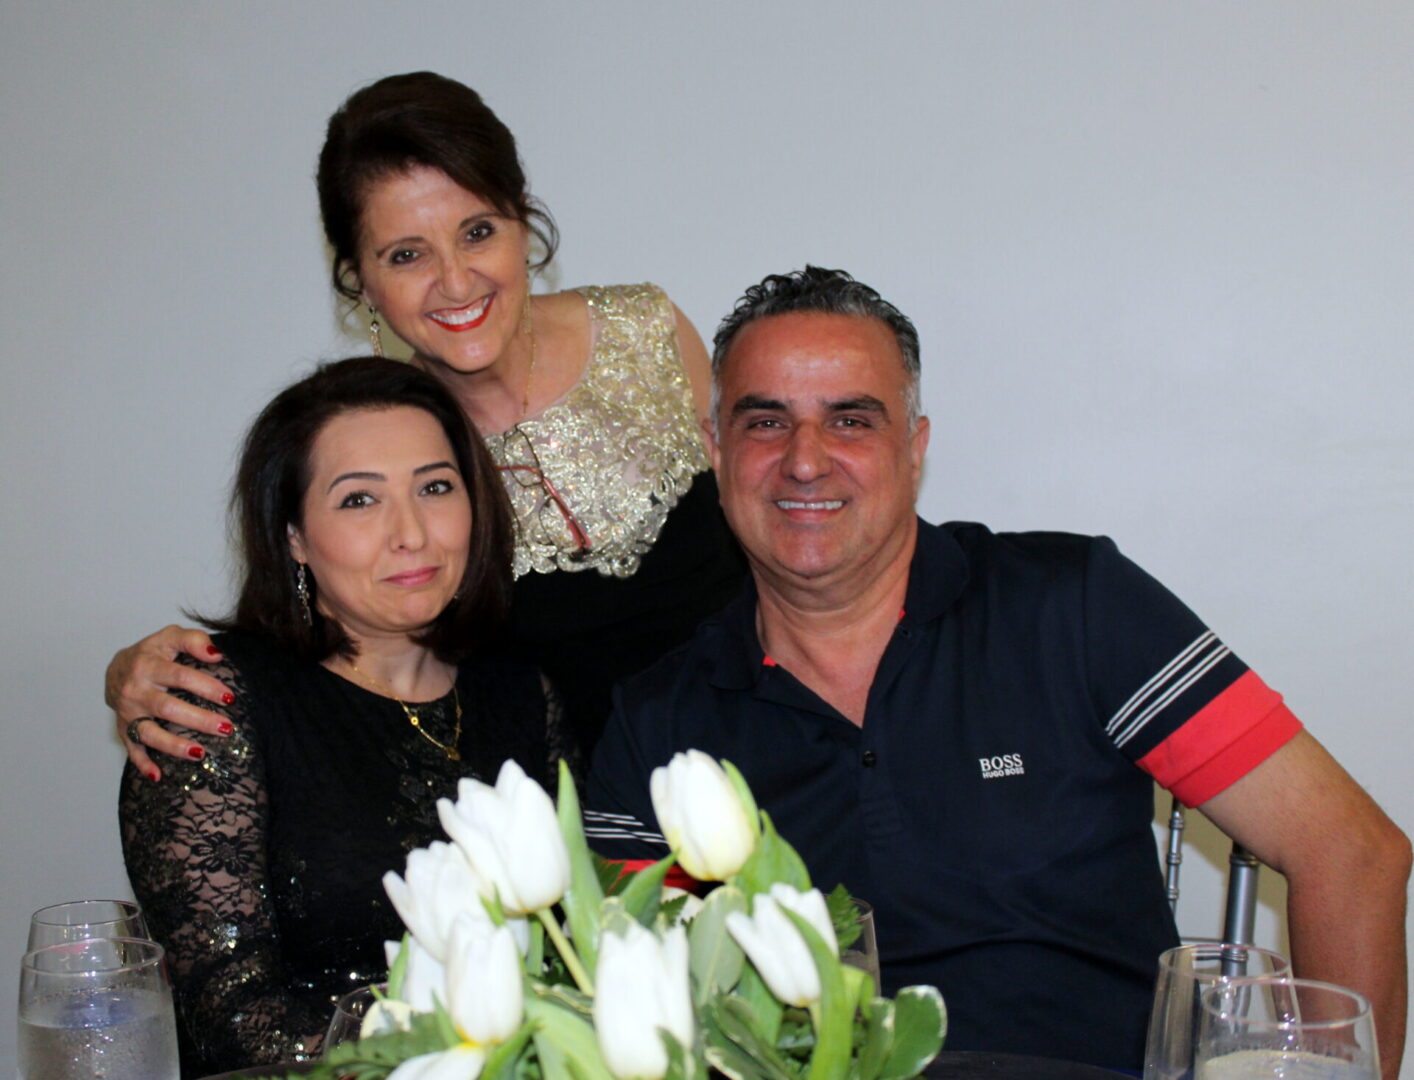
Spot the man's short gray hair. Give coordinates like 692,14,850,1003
710,266,922,429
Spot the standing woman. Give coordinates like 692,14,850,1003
108,72,745,771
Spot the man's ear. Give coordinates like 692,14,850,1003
910,415,931,486
701,415,722,474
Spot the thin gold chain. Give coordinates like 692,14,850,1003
347,661,462,762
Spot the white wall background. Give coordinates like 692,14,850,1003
3,1,1410,1073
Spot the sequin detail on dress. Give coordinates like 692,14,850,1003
487,283,709,579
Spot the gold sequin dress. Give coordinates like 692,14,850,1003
495,284,746,750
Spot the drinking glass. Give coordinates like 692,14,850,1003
1143,941,1290,1080
325,983,396,1054
1196,977,1378,1080
28,899,149,950
17,936,179,1080
840,897,881,987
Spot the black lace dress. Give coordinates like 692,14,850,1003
118,630,570,1078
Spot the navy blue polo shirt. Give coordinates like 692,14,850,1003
584,520,1299,1070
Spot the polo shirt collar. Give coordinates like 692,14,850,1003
708,517,971,691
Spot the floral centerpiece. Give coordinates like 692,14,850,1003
296,751,946,1080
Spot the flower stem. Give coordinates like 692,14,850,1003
537,908,593,994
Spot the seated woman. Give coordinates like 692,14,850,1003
119,357,572,1076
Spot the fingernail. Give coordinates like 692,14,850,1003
186,745,205,761
221,692,235,705
205,646,221,658
217,721,234,736
146,768,161,783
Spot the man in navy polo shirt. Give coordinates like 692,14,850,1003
584,267,1409,1076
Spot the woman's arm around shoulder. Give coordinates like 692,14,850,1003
107,624,235,778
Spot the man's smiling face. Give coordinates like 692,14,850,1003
707,311,929,596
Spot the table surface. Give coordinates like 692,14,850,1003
200,1050,1130,1079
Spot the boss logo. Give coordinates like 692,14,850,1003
979,753,1025,779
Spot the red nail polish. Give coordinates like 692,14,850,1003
146,768,161,783
217,721,234,736
186,745,205,761
205,645,220,658
221,692,235,705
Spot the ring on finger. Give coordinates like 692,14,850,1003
126,717,150,746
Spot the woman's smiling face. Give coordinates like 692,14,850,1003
355,165,531,377
287,405,472,644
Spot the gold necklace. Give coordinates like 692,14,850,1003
348,661,462,762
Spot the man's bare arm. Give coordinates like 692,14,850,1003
1200,730,1410,1080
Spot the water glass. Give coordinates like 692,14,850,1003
1143,941,1290,1080
28,899,149,950
1196,977,1378,1080
840,897,881,988
17,936,179,1080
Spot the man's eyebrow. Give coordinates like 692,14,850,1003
730,394,788,416
826,395,888,415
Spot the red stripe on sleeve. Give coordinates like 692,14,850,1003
1136,670,1303,807
603,860,703,894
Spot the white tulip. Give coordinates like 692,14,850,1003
437,760,570,915
387,1045,486,1080
650,751,756,881
594,922,694,1080
445,916,524,1045
725,884,838,1007
384,937,447,1014
383,841,488,962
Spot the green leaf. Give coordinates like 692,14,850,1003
780,910,850,1080
734,812,811,898
702,996,798,1080
556,760,605,977
721,759,762,836
615,851,677,925
876,986,946,1080
526,994,617,1080
322,1009,456,1075
688,884,747,1004
734,960,785,1047
483,1021,539,1080
825,886,862,953
384,934,411,1001
855,996,894,1080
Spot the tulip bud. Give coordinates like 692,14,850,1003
387,1045,486,1080
725,884,838,1007
437,760,571,915
650,751,756,881
594,922,694,1080
383,936,448,1014
383,841,488,962
446,916,524,1045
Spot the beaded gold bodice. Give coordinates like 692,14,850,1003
485,283,710,580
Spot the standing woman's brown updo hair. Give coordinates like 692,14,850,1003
317,71,560,301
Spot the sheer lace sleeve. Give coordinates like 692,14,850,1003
118,654,328,1072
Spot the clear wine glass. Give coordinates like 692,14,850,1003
17,936,179,1080
325,982,396,1055
27,899,149,950
840,896,881,988
1196,976,1379,1080
1143,941,1290,1079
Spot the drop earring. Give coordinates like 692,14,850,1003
368,306,385,359
296,562,311,624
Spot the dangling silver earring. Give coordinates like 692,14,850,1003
368,306,385,359
296,562,311,624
